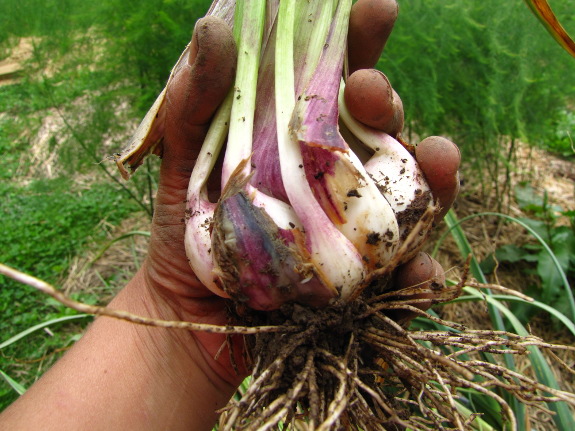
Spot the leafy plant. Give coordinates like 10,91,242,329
378,0,575,198
545,109,575,158
429,210,575,430
91,0,213,111
480,183,575,324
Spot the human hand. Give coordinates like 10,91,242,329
344,0,461,323
125,0,406,386
133,0,459,387
139,0,459,375
130,15,244,385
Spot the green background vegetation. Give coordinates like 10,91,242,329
1,0,573,425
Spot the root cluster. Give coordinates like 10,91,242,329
219,285,575,431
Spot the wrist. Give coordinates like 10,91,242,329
0,268,240,431
109,268,241,428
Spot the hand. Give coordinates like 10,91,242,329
139,15,243,385
0,3,460,430
345,0,461,323
147,0,461,380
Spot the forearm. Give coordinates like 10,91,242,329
0,269,237,431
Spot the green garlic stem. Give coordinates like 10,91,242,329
222,0,266,186
275,0,365,296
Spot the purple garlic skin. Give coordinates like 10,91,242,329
212,179,337,311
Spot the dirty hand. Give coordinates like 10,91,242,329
345,0,461,324
142,0,461,393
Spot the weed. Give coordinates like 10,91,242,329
545,109,575,158
480,183,575,325
0,177,141,409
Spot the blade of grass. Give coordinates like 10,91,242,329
90,231,151,263
0,314,91,398
434,211,575,323
455,399,497,431
454,288,575,337
441,210,524,426
0,314,91,350
457,387,504,430
483,292,575,430
440,210,575,430
0,369,26,395
413,310,513,430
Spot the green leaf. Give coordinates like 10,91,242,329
455,397,498,430
456,389,503,431
0,314,91,350
480,244,532,274
537,253,565,303
479,254,497,274
551,228,575,267
495,244,531,263
0,369,26,395
515,183,544,210
516,217,549,243
442,211,525,426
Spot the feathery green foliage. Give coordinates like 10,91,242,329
378,0,575,191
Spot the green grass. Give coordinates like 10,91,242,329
1,178,139,283
0,176,141,409
0,0,175,411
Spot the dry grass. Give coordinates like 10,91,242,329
60,212,150,302
425,140,575,414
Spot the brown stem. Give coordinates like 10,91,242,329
0,263,296,335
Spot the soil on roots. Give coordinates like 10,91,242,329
221,298,391,431
217,274,575,431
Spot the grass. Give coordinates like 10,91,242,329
0,14,152,410
0,314,92,396
433,210,575,430
0,176,142,408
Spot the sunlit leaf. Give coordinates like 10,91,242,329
523,0,575,57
